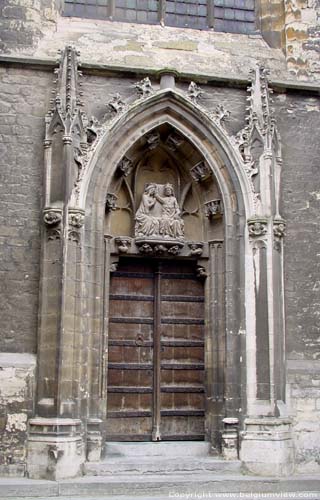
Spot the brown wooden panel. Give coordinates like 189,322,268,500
106,417,152,440
106,257,205,442
161,346,204,363
161,324,204,341
110,276,154,295
109,322,153,341
108,369,153,387
109,299,154,318
161,301,204,318
161,278,204,296
108,393,152,411
159,261,205,440
108,345,153,364
161,369,204,385
106,259,155,441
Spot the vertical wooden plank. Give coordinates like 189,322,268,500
152,261,162,441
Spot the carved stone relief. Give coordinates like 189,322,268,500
106,193,118,212
135,183,184,240
273,219,286,250
115,237,132,254
43,208,62,241
107,94,126,115
188,242,204,256
204,199,223,219
165,133,184,151
117,157,133,177
187,81,203,104
145,131,161,150
134,77,154,98
190,161,212,182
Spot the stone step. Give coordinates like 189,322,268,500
84,456,241,475
104,440,211,458
85,441,241,476
0,475,319,498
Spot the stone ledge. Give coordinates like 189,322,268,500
287,359,320,372
0,353,36,368
0,55,319,94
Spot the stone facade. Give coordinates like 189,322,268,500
0,0,319,480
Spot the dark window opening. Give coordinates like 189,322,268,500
63,0,256,34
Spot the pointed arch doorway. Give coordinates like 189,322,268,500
102,120,228,446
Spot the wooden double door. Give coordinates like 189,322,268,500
106,258,205,441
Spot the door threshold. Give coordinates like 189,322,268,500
104,440,211,458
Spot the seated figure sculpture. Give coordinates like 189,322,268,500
135,183,184,240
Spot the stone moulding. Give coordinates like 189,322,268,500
111,238,209,258
135,238,184,256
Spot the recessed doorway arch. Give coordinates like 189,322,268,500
80,93,253,451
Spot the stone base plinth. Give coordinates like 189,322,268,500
240,418,294,476
86,418,103,462
27,418,85,480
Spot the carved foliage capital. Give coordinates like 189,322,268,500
273,219,286,239
69,208,85,228
273,219,286,250
43,208,62,226
248,218,268,238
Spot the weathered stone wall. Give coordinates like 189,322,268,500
0,353,36,476
276,92,320,362
276,91,320,471
285,0,320,79
0,0,61,54
287,360,320,472
0,66,52,353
